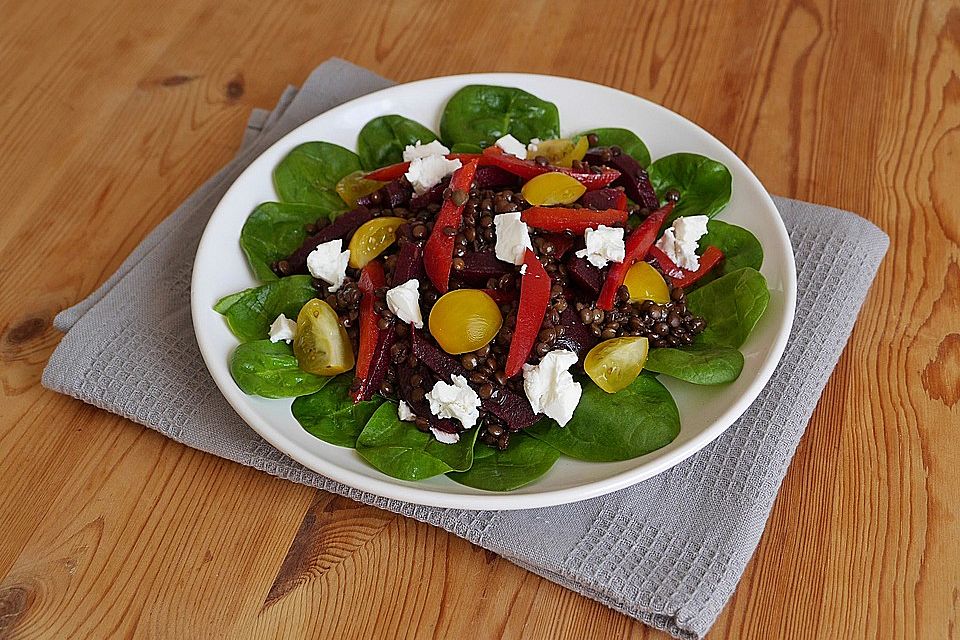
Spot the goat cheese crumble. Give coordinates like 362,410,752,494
522,349,582,427
576,224,626,268
404,154,461,195
495,133,528,159
385,279,424,328
655,215,710,270
494,211,533,265
402,139,450,162
425,375,481,430
268,314,297,343
398,401,416,422
306,239,350,292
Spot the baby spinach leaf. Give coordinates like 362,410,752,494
273,141,361,207
214,275,316,342
229,340,330,398
447,433,561,491
647,153,732,219
440,85,560,148
240,202,336,281
292,375,384,448
450,142,483,154
528,374,679,462
576,127,651,166
357,115,438,170
686,267,770,349
644,346,745,385
696,220,763,287
356,404,480,481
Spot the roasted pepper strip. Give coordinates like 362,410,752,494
649,245,725,288
481,147,620,190
596,202,674,310
423,158,479,293
521,206,628,234
505,249,551,378
351,260,387,402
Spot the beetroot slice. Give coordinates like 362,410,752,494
352,326,396,402
281,207,374,275
578,188,625,210
410,330,539,430
584,150,659,210
457,251,511,285
475,165,520,189
409,179,448,210
358,178,413,209
392,239,424,285
553,307,598,359
565,254,604,296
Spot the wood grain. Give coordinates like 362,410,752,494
0,0,957,638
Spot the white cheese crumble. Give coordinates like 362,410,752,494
268,314,297,343
495,134,528,159
575,224,626,268
494,212,533,265
425,375,481,430
398,400,416,422
655,215,710,270
402,139,450,162
526,138,541,156
430,427,460,445
522,350,582,427
404,154,462,195
306,239,350,292
385,278,424,328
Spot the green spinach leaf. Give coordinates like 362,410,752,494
356,405,480,481
695,220,763,287
447,433,561,491
576,127,651,166
644,346,744,385
229,340,330,398
240,202,336,281
528,374,680,462
273,142,361,207
686,267,769,349
214,275,316,342
440,85,560,148
292,375,384,447
357,115,438,170
648,153,732,219
449,142,483,154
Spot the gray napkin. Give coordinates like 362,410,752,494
42,59,888,639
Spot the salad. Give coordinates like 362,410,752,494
215,84,769,491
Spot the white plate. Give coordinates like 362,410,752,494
192,73,796,510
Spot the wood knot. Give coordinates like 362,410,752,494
0,585,34,635
922,332,960,408
226,73,245,100
6,317,47,345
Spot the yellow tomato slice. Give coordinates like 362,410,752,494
348,216,406,268
521,172,587,206
293,299,355,375
428,289,503,354
584,336,649,393
624,261,671,304
336,170,385,207
528,136,589,168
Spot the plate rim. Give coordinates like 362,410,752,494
191,72,797,510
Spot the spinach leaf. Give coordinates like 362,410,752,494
686,267,769,349
356,404,479,480
292,375,384,447
527,374,679,462
240,202,336,281
450,142,483,154
576,127,651,166
644,346,744,385
356,115,438,170
447,433,561,491
214,275,316,342
696,220,763,287
440,85,560,148
647,153,732,219
273,142,361,207
229,340,330,398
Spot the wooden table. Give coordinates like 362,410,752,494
1,1,956,637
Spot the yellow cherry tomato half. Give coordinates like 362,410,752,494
336,170,385,207
584,336,650,393
293,299,355,375
428,289,503,354
527,136,589,168
521,172,588,206
624,261,671,304
348,216,406,269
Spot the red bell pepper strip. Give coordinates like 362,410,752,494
521,206,628,234
423,158,479,293
364,153,481,181
649,245,725,288
505,249,551,378
596,202,674,310
481,147,620,190
614,190,628,210
352,260,386,397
